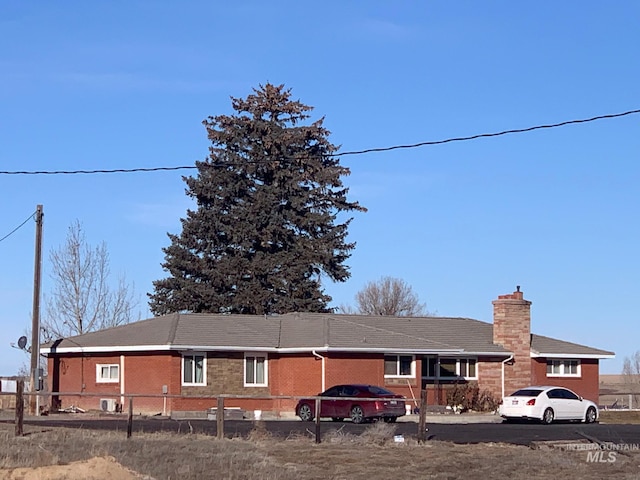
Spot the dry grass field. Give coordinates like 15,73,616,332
599,409,640,424
1,418,639,479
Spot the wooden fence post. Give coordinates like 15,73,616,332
15,379,24,437
127,397,133,438
418,389,427,443
217,396,224,440
314,397,321,444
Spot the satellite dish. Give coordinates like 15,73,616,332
17,336,27,350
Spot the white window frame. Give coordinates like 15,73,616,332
384,354,416,378
96,364,119,383
422,356,478,380
458,358,478,379
244,353,268,387
546,359,581,378
182,353,207,386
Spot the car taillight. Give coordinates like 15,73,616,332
526,399,536,406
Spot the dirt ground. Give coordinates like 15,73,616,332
1,420,639,480
0,456,143,480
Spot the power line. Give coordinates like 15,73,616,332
0,211,36,243
338,108,640,156
1,108,638,176
0,166,194,175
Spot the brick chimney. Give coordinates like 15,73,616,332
492,286,532,395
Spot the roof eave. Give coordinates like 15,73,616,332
42,345,466,355
280,347,464,354
530,352,615,359
42,345,174,354
459,351,513,356
44,345,613,359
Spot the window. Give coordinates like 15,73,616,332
511,388,543,397
546,388,564,399
384,355,415,377
341,385,359,397
561,389,580,400
439,358,457,377
421,356,478,379
422,356,437,378
183,354,206,385
321,386,340,397
96,364,119,383
546,359,580,377
459,358,477,378
245,354,267,386
547,360,561,375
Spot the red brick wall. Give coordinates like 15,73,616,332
122,353,176,414
239,352,419,413
285,352,421,408
268,353,322,413
269,353,323,395
49,352,181,414
492,289,532,394
49,353,122,412
531,358,600,403
51,349,596,415
48,351,324,415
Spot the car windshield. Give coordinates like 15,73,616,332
510,389,543,397
366,386,394,395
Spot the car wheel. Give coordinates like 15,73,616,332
383,417,397,423
331,417,344,422
542,408,554,425
298,403,314,422
350,405,365,424
585,407,597,424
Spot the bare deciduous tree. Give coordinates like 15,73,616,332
352,276,427,316
622,351,640,407
42,221,138,340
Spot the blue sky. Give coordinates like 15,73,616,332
1,1,638,375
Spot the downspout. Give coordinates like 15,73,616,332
501,355,514,399
120,355,125,410
312,350,326,392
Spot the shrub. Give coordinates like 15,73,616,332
446,382,499,412
359,421,396,446
247,420,272,441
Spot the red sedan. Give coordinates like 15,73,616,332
296,384,406,424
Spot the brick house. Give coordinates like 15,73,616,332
41,289,613,415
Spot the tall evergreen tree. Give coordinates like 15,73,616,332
149,84,365,315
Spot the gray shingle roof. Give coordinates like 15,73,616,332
279,313,509,354
44,314,180,348
279,313,465,352
172,314,281,349
41,312,613,358
531,334,614,357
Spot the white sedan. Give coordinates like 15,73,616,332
498,386,599,424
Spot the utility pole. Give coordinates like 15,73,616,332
30,204,44,415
